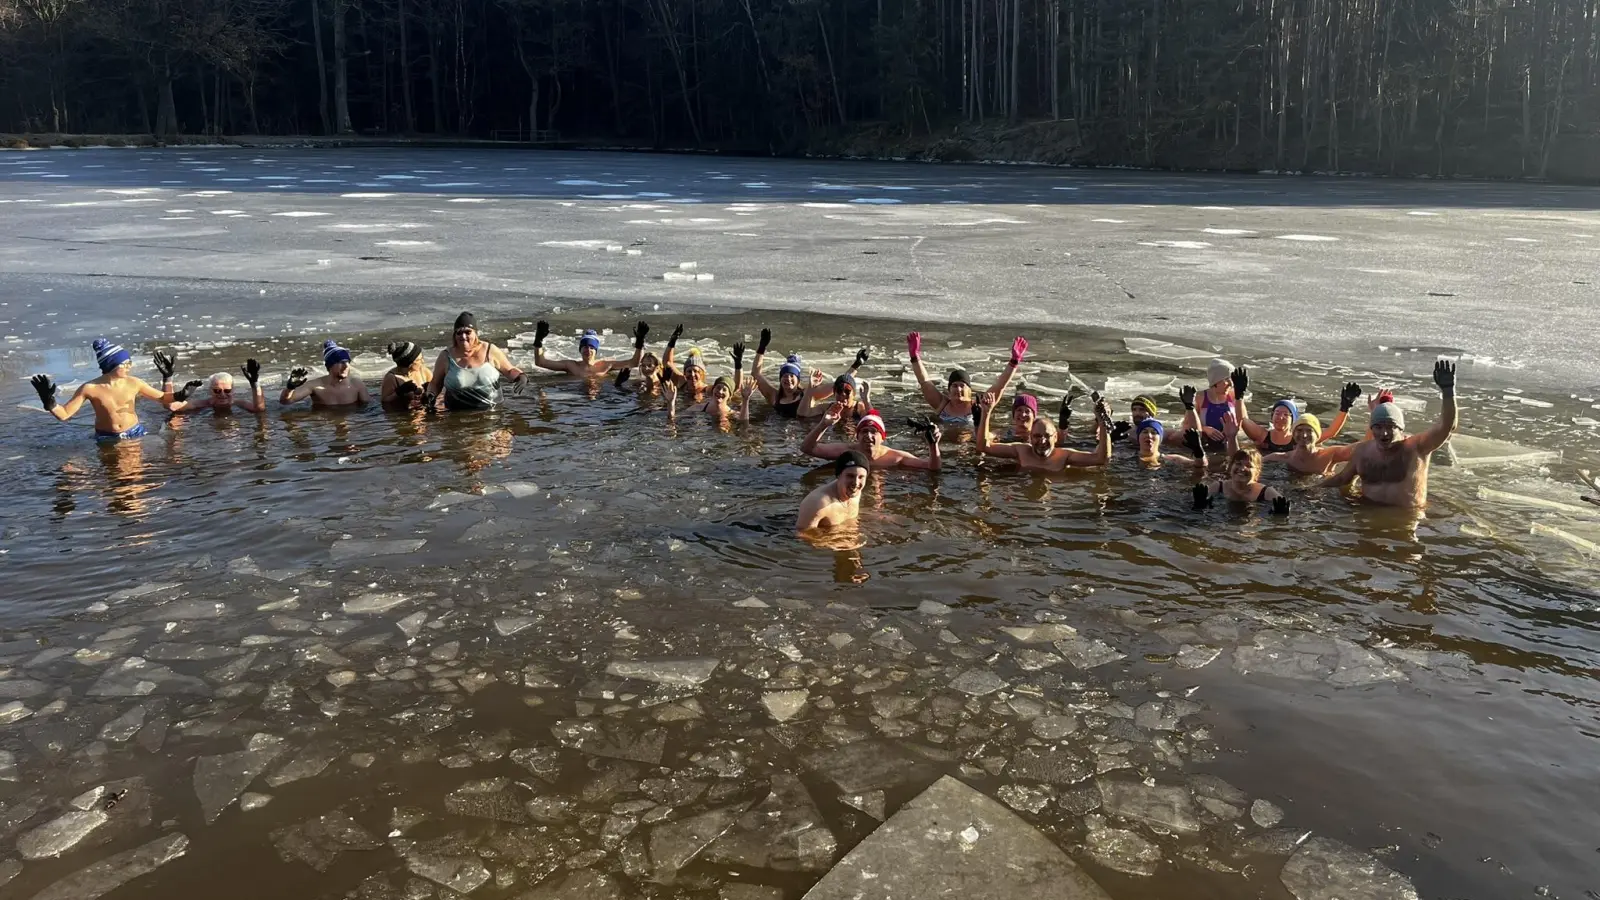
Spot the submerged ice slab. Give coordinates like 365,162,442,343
18,809,109,859
329,539,426,561
705,773,836,872
1098,777,1202,834
1280,837,1420,900
552,719,667,765
803,776,1110,900
1234,631,1406,686
29,832,189,900
803,741,929,794
271,810,382,871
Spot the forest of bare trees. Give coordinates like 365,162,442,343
1,0,1598,177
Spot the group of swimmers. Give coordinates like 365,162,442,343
26,313,1459,533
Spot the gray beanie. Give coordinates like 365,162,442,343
1371,401,1406,431
1206,359,1232,386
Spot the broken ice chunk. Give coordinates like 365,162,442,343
405,852,490,894
552,719,666,765
948,669,1007,696
29,832,189,900
193,734,288,822
604,658,719,687
271,810,382,871
444,778,527,823
1084,820,1162,876
18,809,110,859
1098,777,1201,834
1280,837,1419,900
1251,798,1285,828
344,593,410,614
1054,636,1126,669
704,774,835,872
648,804,746,878
761,691,808,722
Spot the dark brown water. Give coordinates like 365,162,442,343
0,309,1596,899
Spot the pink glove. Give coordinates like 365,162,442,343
1010,336,1028,366
907,332,922,361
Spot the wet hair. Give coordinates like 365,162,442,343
1227,447,1263,479
209,372,234,389
640,351,661,368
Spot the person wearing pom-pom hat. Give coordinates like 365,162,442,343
279,339,370,407
27,338,179,440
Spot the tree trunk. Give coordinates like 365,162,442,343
310,0,333,134
333,0,353,132
430,25,445,132
818,5,846,125
399,0,415,131
1007,0,1019,121
155,61,179,135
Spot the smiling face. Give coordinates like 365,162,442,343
710,382,730,404
685,366,707,390
1208,377,1231,401
839,466,868,498
580,345,597,364
856,427,883,451
453,326,477,349
1271,406,1294,430
1012,405,1036,435
780,371,800,391
1227,450,1261,486
1028,421,1056,455
1293,423,1317,448
640,354,661,380
946,381,972,403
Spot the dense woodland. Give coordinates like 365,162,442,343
1,0,1598,176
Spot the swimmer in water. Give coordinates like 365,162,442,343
797,450,870,532
29,339,177,441
668,344,744,420
1181,359,1245,451
1236,382,1361,453
1134,420,1214,469
905,331,1024,426
1316,360,1458,508
168,363,267,416
1192,446,1291,515
802,370,871,423
614,351,666,393
1006,393,1039,441
801,403,941,471
532,320,648,377
747,328,809,418
280,340,371,408
380,341,430,408
658,325,707,396
1262,412,1356,475
424,313,526,411
975,393,1114,471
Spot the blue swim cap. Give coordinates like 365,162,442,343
1272,399,1300,422
322,340,352,368
1135,418,1165,438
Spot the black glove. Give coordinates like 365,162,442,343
173,379,204,402
285,367,309,391
1271,495,1291,516
757,328,772,355
1433,360,1455,397
1339,382,1361,412
1180,384,1197,410
1094,399,1114,432
971,395,986,425
507,372,526,396
152,351,176,381
1192,483,1214,510
1057,396,1072,432
1231,367,1249,398
395,380,421,399
241,359,261,389
732,342,745,373
667,325,683,350
1184,428,1205,459
533,320,550,349
30,374,57,409
422,390,437,411
632,321,649,350
852,348,870,370
614,367,631,388
905,416,938,444
1111,420,1131,442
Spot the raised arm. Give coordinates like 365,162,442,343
1322,382,1361,441
624,321,649,369
973,398,1020,459
530,321,575,374
1179,385,1201,436
1061,397,1114,466
237,362,267,414
1413,360,1459,455
1230,368,1268,444
984,336,1027,398
800,404,848,460
906,332,944,409
895,419,943,471
138,377,179,405
278,367,312,406
750,329,779,404
661,324,683,375
730,342,746,395
32,376,86,422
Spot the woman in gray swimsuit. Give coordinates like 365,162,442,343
424,312,526,411
905,331,1025,427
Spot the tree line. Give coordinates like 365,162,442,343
0,0,1596,177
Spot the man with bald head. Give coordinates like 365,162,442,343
1317,360,1457,508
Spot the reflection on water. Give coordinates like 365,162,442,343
0,311,1595,898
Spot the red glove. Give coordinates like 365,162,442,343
907,332,922,361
